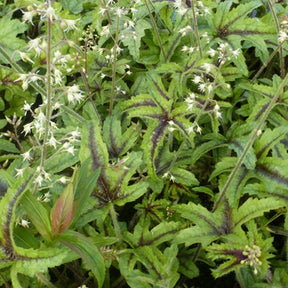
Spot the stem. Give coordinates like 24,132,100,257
191,0,203,59
267,0,285,78
40,0,53,169
75,53,102,125
13,125,24,153
251,44,281,83
36,273,57,288
192,243,202,263
102,0,112,25
109,203,123,248
144,0,167,62
213,72,288,212
109,0,121,115
235,268,246,288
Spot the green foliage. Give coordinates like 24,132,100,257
0,0,288,287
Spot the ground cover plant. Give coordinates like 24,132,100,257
0,0,288,287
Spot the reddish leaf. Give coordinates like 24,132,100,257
50,183,74,236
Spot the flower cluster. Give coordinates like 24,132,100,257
279,15,288,43
240,245,262,275
11,3,85,191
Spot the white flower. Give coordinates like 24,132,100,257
207,48,217,57
54,68,62,85
63,142,75,155
67,84,84,104
23,122,33,135
21,150,32,162
22,10,35,24
279,30,288,43
232,48,240,58
170,175,176,182
16,74,29,90
47,136,59,149
202,63,212,73
20,219,30,228
179,26,191,36
196,124,202,134
162,172,170,178
15,168,24,177
34,174,43,186
63,18,79,32
54,50,62,59
19,52,34,63
207,83,213,93
59,176,68,184
22,100,32,115
70,129,80,138
53,101,61,110
193,75,202,84
45,6,56,21
187,126,194,134
199,83,206,92
36,111,46,123
38,192,51,202
28,38,42,55
115,7,124,17
99,8,107,16
181,45,188,52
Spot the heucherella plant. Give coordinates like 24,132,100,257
0,0,288,287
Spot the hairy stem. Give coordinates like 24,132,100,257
144,0,167,62
213,72,288,212
102,0,112,25
191,0,203,58
109,0,121,115
75,53,102,125
109,203,123,248
40,0,53,170
251,44,281,83
235,268,246,288
36,273,58,288
267,0,285,78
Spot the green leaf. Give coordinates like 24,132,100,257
169,167,199,186
0,169,33,248
229,135,257,170
72,159,100,224
50,183,74,236
44,151,79,174
191,135,227,165
122,19,151,60
172,202,223,247
59,230,105,288
173,225,220,248
79,120,109,169
142,120,169,179
254,127,288,159
0,139,20,154
20,191,52,242
114,181,148,206
233,197,285,229
103,113,139,157
60,0,88,14
209,157,238,180
10,247,77,288
14,0,42,6
141,221,182,247
119,245,179,288
0,17,27,64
